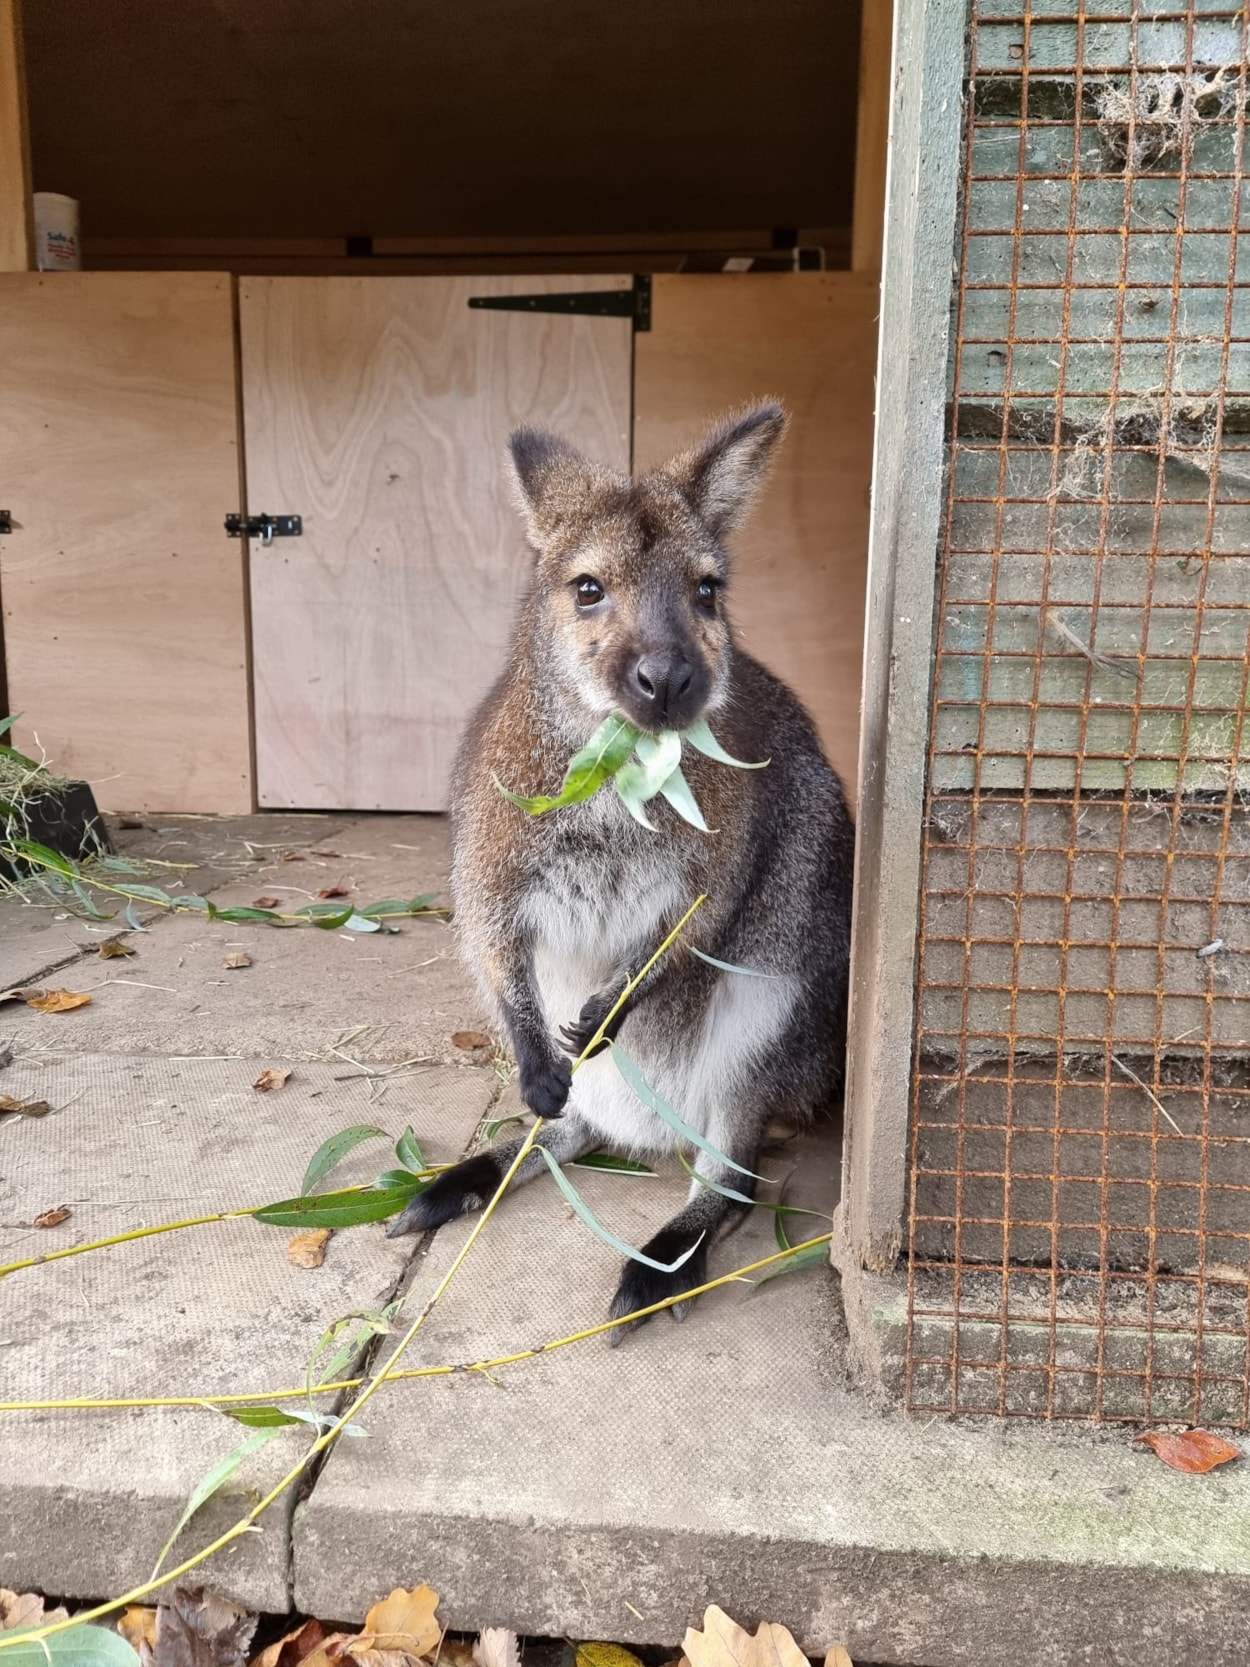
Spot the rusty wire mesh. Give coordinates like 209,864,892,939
905,0,1250,1422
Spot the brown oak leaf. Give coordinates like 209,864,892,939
287,1228,332,1269
254,1068,292,1093
683,1608,810,1667
223,953,253,969
0,1589,68,1631
250,1619,327,1667
99,939,136,959
317,886,351,899
349,1585,441,1665
25,989,91,1013
152,1586,258,1667
1136,1427,1242,1473
34,1206,71,1229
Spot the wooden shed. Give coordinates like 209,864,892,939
0,0,887,817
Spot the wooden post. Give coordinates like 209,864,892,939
837,0,965,1270
851,0,894,274
0,0,33,271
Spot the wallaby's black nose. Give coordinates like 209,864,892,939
633,653,694,720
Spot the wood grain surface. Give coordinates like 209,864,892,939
0,272,251,811
240,275,632,809
634,273,879,794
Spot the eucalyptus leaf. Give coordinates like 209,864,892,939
496,714,641,814
570,1151,657,1175
690,946,779,979
211,905,283,923
124,901,150,933
119,882,174,905
173,894,211,911
656,762,711,831
0,1628,141,1667
395,1124,426,1173
252,1181,423,1229
681,717,769,769
751,1239,831,1287
675,1143,757,1206
534,1147,702,1271
0,714,17,739
343,911,383,933
224,1404,366,1436
300,1124,387,1196
373,1166,427,1190
361,894,439,917
152,1427,280,1577
9,837,73,875
484,1115,526,1142
611,1044,763,1179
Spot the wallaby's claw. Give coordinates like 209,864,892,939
558,993,621,1060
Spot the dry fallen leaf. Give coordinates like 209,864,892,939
25,988,92,1013
439,1645,476,1667
294,1636,356,1667
824,1649,854,1667
683,1608,809,1667
252,896,280,910
451,1031,492,1052
0,1589,68,1631
120,1606,158,1653
254,1067,292,1093
99,938,136,959
1136,1427,1242,1473
350,1585,441,1665
317,885,351,899
288,1228,332,1269
251,1619,327,1667
0,1095,50,1117
575,1647,642,1667
475,1632,521,1667
223,953,253,970
309,850,342,859
154,1587,258,1667
34,1206,71,1229
281,852,303,863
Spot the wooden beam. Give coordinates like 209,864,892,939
838,0,964,1270
0,0,32,271
851,0,894,273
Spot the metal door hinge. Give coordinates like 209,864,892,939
224,513,302,544
468,275,651,331
0,511,11,535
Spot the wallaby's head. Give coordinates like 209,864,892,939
508,401,788,733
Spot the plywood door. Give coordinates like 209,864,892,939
0,272,252,812
634,273,879,794
240,276,632,810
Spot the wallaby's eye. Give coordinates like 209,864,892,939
695,577,719,610
574,576,605,608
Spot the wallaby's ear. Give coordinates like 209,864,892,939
665,402,789,537
508,426,593,544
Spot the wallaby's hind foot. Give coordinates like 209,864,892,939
386,1151,505,1238
606,1222,711,1345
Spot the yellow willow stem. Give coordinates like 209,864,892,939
0,895,706,1649
0,1173,449,1281
4,844,447,926
0,1233,830,1413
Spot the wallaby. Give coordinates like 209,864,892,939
389,402,856,1338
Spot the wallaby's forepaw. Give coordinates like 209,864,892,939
386,1152,503,1238
606,1229,710,1345
519,1051,572,1118
558,991,623,1060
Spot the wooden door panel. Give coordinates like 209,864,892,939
0,272,251,812
240,275,632,810
634,273,878,795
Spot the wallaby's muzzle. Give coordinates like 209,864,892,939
626,649,704,730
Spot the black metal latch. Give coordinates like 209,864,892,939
224,513,302,545
0,511,11,535
468,274,651,332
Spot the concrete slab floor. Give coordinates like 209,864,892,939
0,1053,498,1611
2,812,1249,1667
